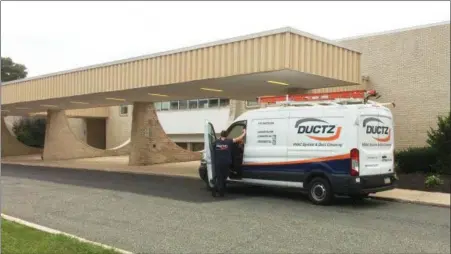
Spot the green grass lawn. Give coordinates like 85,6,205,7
1,219,120,254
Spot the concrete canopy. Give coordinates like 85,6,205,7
1,27,361,116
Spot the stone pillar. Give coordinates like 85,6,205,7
227,100,247,126
43,110,128,160
129,102,201,166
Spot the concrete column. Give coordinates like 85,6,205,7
129,102,201,166
187,142,193,151
43,110,128,160
227,100,247,126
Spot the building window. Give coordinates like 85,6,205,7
191,142,205,151
176,142,188,149
170,101,179,110
161,101,170,111
154,102,162,111
179,100,188,110
119,105,128,116
198,99,208,109
219,98,230,107
154,98,230,111
208,98,219,108
189,100,198,109
246,99,260,108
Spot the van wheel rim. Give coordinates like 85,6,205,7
311,184,327,201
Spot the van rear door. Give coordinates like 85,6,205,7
358,107,383,176
377,109,395,175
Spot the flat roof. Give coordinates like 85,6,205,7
2,26,360,86
337,20,450,42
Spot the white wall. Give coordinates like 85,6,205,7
67,118,87,142
106,105,231,148
157,107,230,135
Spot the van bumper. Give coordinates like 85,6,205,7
330,173,397,196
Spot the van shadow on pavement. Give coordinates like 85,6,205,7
226,184,389,208
1,163,388,208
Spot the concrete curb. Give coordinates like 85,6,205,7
1,162,199,179
1,214,134,254
3,162,449,208
369,196,450,208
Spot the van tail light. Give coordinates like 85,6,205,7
350,148,360,176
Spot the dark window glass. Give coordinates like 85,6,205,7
208,98,219,108
179,100,188,110
170,101,179,110
189,100,198,109
119,105,128,115
220,98,230,107
198,99,208,109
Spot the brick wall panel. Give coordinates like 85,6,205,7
338,23,450,149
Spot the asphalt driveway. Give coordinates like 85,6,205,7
1,164,450,253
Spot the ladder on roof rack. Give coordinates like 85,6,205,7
257,90,395,108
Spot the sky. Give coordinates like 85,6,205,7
1,1,450,78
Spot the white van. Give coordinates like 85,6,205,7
199,94,397,205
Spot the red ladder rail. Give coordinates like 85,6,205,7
258,90,372,104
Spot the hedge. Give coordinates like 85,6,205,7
12,117,46,148
395,147,439,174
395,112,450,175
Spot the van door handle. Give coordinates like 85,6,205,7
382,155,387,159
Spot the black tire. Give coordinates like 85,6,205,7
199,165,207,182
307,177,333,206
199,165,211,191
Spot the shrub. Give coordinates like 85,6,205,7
395,147,438,174
425,174,444,188
427,112,451,174
12,117,46,148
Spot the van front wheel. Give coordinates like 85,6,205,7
307,177,333,206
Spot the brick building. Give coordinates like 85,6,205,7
4,21,450,152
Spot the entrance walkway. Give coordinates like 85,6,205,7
1,155,200,178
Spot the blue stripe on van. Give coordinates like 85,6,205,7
242,158,351,175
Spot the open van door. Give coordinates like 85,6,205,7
203,120,217,188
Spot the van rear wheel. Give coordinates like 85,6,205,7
307,177,333,206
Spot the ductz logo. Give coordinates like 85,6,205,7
294,118,342,141
215,144,229,150
363,117,391,142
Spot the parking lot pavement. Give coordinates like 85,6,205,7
2,164,450,254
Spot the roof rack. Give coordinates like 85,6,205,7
257,90,396,108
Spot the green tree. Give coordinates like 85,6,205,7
12,117,47,148
427,112,451,174
2,57,46,148
1,57,28,82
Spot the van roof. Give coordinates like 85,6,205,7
235,102,391,121
254,103,376,112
